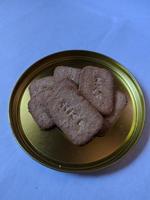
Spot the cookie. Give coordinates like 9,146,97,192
45,79,103,145
28,94,54,129
97,90,127,136
79,66,114,115
28,76,55,129
29,76,55,97
54,66,81,84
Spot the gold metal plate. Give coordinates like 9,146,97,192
9,50,145,172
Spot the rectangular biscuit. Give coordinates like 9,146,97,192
97,90,127,136
45,79,103,145
29,76,55,97
28,94,54,129
28,76,55,129
54,66,81,84
79,66,114,115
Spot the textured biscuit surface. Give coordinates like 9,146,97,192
105,90,127,125
54,66,81,84
45,79,103,145
97,90,127,136
28,76,55,129
79,66,114,115
29,76,55,97
28,93,54,129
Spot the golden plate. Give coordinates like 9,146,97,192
9,50,145,172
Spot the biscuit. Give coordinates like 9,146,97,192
97,90,127,136
29,76,55,97
45,79,103,145
28,94,54,129
79,66,114,115
54,66,81,84
28,76,55,129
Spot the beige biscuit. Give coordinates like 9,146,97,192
79,66,114,115
29,76,55,97
28,76,55,129
97,90,127,136
54,66,81,84
45,79,103,145
28,94,54,129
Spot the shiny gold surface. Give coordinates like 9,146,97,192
9,50,145,172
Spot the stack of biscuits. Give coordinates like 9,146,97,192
28,66,127,145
